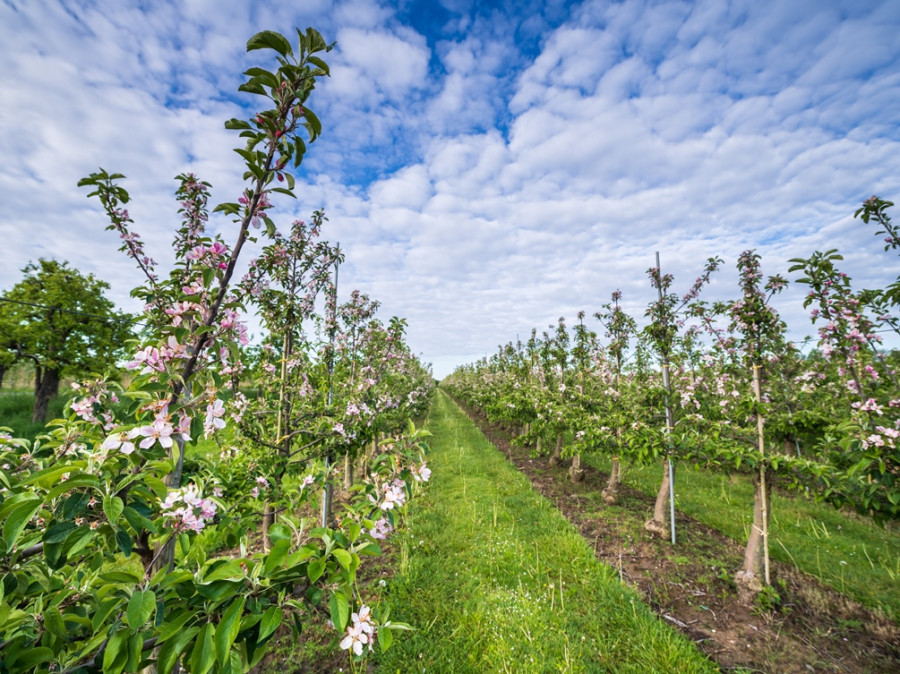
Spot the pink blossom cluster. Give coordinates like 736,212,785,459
852,398,883,415
161,484,217,532
250,476,270,499
204,398,226,437
125,337,189,375
862,426,900,449
186,241,229,269
376,479,406,511
368,517,393,540
339,605,377,656
410,463,431,483
165,301,201,327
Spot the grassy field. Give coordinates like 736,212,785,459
0,391,71,440
375,391,715,673
583,453,900,623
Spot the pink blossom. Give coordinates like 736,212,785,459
101,430,137,455
204,399,226,437
136,418,174,449
369,518,393,540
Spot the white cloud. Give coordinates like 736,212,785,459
333,27,429,98
2,0,899,379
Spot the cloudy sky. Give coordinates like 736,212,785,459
1,0,899,377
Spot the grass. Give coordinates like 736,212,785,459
583,453,900,623
0,391,71,441
375,391,716,673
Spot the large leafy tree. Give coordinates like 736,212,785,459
0,258,133,421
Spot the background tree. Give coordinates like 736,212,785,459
0,259,133,422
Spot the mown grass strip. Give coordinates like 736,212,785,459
376,391,715,673
583,454,900,622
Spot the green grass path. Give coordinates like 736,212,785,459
376,391,716,673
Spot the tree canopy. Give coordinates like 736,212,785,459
0,259,134,420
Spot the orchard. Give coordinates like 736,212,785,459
1,22,899,674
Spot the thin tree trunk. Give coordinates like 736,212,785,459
548,433,565,466
343,452,353,490
736,364,771,597
261,502,275,553
150,435,187,577
735,469,770,598
644,461,670,535
32,366,60,423
568,452,584,482
602,457,620,504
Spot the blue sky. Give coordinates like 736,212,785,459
1,0,899,377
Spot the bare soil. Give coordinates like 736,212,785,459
456,400,900,674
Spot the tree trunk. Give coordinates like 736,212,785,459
150,435,187,577
32,366,60,423
602,457,620,504
548,433,565,466
735,364,771,599
735,468,770,600
0,365,7,390
261,502,275,553
343,452,353,491
568,452,584,482
644,461,670,535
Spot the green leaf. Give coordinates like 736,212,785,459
102,626,130,674
65,526,94,557
43,520,77,544
268,522,291,542
103,495,125,525
302,107,322,141
215,596,245,666
306,55,330,76
196,579,242,602
329,591,349,632
126,589,156,631
21,462,85,487
263,538,291,576
332,548,352,571
116,530,133,556
126,630,144,672
61,490,91,519
243,67,280,89
202,558,245,582
247,30,292,57
47,473,99,500
123,505,157,534
157,608,193,643
224,118,252,130
258,605,282,642
157,625,200,674
143,477,168,499
213,201,241,215
378,623,393,651
307,558,325,583
356,542,382,556
9,646,54,671
190,622,216,674
44,606,66,638
3,497,41,552
92,596,124,633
